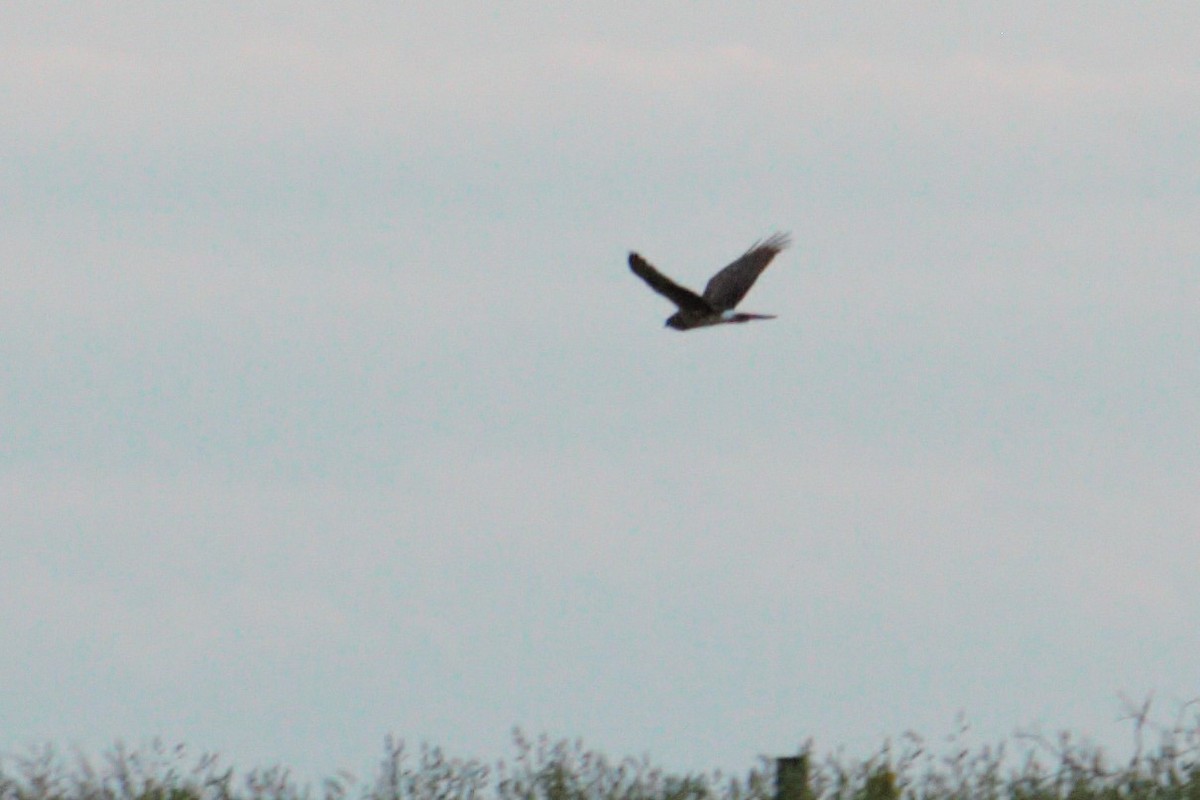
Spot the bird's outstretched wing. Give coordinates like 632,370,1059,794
629,252,712,314
702,232,791,310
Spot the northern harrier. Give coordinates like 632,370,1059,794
629,233,791,330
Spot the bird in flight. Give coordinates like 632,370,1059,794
629,233,790,330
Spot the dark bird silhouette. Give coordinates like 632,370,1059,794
628,233,791,330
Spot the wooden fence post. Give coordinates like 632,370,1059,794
775,754,810,800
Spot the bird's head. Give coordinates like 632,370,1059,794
665,313,687,330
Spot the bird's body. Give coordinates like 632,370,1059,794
628,233,790,330
665,307,777,331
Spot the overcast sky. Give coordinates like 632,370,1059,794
3,1,1199,784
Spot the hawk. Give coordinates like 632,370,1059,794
629,233,791,330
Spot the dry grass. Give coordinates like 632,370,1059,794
5,702,1200,800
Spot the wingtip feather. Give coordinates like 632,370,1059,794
757,232,792,252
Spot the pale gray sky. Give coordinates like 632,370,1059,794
3,1,1199,783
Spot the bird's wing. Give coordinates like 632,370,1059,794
629,252,712,314
702,232,791,310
